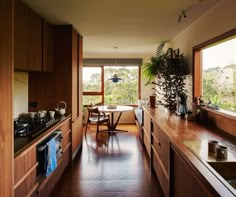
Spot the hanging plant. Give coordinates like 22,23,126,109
142,41,189,112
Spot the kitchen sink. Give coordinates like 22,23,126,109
207,161,236,190
182,139,236,193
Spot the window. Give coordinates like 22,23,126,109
194,29,236,115
83,66,103,105
83,65,140,106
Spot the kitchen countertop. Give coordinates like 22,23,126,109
143,105,236,196
14,114,71,157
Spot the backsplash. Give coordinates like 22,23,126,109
14,72,28,118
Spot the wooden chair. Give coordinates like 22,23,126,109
84,106,110,136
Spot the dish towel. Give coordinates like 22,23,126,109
46,137,57,177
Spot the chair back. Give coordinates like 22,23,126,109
87,106,100,116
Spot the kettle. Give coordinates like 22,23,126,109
55,101,67,115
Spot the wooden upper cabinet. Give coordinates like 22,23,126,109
28,7,42,71
43,20,54,72
14,0,42,72
14,0,28,70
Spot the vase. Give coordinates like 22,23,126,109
149,95,156,108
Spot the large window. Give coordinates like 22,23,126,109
83,66,103,105
83,65,140,106
194,29,236,114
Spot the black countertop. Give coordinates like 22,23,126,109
14,115,70,156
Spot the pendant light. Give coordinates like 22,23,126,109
109,47,122,83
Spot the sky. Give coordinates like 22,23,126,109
202,37,236,70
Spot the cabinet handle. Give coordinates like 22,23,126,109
158,142,161,147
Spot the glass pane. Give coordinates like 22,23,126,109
104,66,139,105
83,67,101,92
202,37,236,113
83,95,102,106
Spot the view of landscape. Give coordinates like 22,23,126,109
83,66,139,105
202,37,236,113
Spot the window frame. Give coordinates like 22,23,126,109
193,28,236,117
83,64,141,106
83,65,104,104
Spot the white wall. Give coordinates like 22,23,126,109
172,0,236,72
171,0,236,110
140,58,154,100
14,72,28,118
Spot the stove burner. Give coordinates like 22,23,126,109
14,116,59,137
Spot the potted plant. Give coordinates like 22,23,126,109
142,41,189,112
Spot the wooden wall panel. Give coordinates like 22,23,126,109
72,116,83,158
72,34,83,158
72,30,78,120
0,0,14,196
78,34,83,117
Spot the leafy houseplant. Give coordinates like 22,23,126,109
142,41,188,112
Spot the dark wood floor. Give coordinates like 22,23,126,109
50,124,164,197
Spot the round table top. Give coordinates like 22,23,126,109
98,105,133,113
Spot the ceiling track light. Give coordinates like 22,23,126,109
178,0,203,23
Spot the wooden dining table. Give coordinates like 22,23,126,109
98,105,133,133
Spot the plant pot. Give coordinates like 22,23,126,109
149,95,156,108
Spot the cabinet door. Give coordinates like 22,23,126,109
28,7,42,71
14,0,28,70
170,146,219,197
143,111,151,157
43,20,54,72
72,116,83,159
152,123,170,174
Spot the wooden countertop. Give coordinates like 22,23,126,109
143,106,236,196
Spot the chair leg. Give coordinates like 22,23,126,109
84,122,89,136
96,123,99,136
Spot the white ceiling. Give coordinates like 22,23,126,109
23,0,220,59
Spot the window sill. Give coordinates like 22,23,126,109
198,105,236,121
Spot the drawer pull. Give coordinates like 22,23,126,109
158,142,161,147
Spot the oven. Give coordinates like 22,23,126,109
36,130,63,177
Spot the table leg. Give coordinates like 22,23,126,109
109,112,128,134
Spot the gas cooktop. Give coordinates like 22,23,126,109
14,116,59,138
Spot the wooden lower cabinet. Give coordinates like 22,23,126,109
170,146,219,197
14,118,72,197
143,110,151,157
152,148,169,196
36,146,70,196
143,129,151,157
151,122,170,196
14,147,38,197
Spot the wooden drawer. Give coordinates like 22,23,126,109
144,128,151,157
59,118,70,136
157,129,170,174
152,122,160,139
14,147,37,184
14,168,38,197
62,130,71,151
153,148,169,197
152,133,160,156
143,111,151,136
